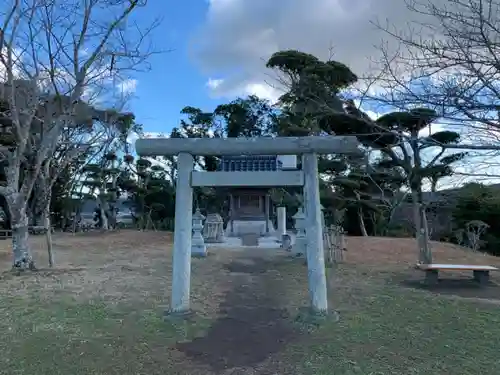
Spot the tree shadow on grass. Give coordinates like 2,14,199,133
393,270,500,300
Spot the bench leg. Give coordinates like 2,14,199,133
473,270,490,284
425,270,439,285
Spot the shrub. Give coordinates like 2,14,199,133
452,183,500,256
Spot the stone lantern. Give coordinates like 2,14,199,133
203,213,225,243
191,208,207,257
292,206,307,257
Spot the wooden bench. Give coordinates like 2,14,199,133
416,263,499,285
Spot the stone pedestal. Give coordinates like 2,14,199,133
241,233,259,246
191,208,207,257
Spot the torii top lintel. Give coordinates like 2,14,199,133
134,135,361,157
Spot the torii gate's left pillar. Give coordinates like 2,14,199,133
170,152,194,314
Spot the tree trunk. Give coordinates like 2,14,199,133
411,189,432,264
43,200,54,267
431,180,437,193
358,206,368,237
100,208,108,229
108,204,117,229
36,164,55,266
409,134,432,265
419,207,432,263
386,205,397,228
10,202,35,270
100,206,109,230
96,196,109,230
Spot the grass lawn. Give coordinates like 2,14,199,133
0,231,498,374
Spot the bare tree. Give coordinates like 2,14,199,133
465,219,489,251
373,0,500,147
32,112,135,266
0,0,158,270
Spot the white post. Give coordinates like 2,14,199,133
302,153,328,314
277,206,287,236
170,152,194,314
264,195,270,234
229,194,234,235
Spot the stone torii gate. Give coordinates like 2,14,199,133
135,135,361,315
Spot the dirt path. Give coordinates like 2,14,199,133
176,252,300,372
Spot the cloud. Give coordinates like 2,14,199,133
0,43,137,110
206,78,223,90
117,79,138,95
0,47,25,82
207,78,281,103
191,0,442,100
